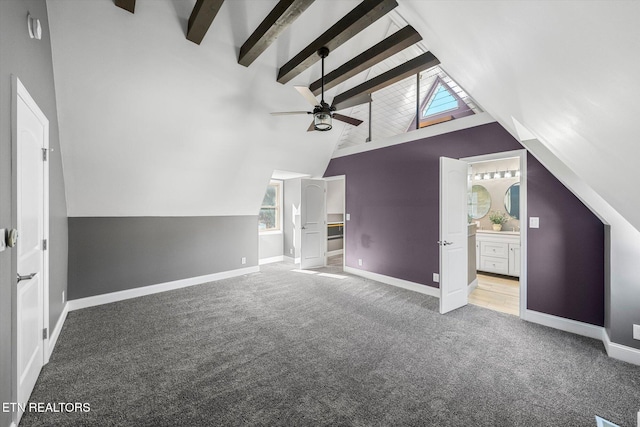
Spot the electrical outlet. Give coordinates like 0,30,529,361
0,229,5,252
62,291,65,304
346,214,350,221
289,248,293,255
433,273,439,283
241,257,247,265
633,324,640,340
358,258,362,266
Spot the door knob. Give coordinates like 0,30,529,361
17,272,37,282
437,241,453,246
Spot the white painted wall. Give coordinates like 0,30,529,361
47,0,394,217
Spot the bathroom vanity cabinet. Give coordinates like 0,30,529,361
476,231,520,277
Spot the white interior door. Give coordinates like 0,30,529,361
439,157,468,314
15,78,48,415
300,179,326,269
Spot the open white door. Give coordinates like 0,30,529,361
439,157,468,314
300,179,326,269
14,78,49,423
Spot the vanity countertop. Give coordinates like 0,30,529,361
476,229,520,235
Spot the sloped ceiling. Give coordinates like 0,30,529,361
48,0,400,216
399,0,640,231
49,0,640,230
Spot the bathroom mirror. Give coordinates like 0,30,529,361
504,183,520,219
468,185,491,219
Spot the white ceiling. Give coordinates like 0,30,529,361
48,0,640,231
399,0,640,231
47,0,398,216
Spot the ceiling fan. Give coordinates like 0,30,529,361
271,47,364,132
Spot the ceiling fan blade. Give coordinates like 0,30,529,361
333,113,363,127
306,121,316,132
332,93,372,111
270,111,310,116
295,86,319,107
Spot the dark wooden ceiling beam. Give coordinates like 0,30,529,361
114,0,136,14
331,51,440,111
277,0,398,84
187,0,225,45
239,0,316,67
309,25,421,95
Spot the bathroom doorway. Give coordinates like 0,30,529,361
463,150,526,317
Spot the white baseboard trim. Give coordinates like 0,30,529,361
523,309,604,341
344,266,440,298
68,266,260,311
326,249,344,257
602,330,640,366
46,302,69,362
467,278,478,295
259,255,284,265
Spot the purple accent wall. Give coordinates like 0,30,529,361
324,122,604,326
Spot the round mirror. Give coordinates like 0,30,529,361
504,183,520,219
468,185,491,219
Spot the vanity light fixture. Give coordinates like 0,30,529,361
474,173,482,180
504,170,512,178
483,172,491,180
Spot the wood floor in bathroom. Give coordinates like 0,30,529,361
469,273,520,316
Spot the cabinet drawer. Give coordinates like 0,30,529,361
479,255,510,275
480,241,509,258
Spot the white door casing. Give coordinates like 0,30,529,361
301,179,326,269
439,157,469,314
14,77,49,421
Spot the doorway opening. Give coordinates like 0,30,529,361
463,150,527,317
325,176,345,270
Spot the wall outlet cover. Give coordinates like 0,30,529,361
633,324,640,340
62,291,65,303
346,214,350,221
289,248,293,255
529,217,540,228
241,257,247,265
0,229,5,252
358,259,362,266
433,273,439,283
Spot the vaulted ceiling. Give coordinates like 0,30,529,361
47,0,640,232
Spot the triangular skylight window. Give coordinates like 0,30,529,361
423,82,458,118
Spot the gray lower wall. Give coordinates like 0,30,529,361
68,216,258,300
0,2,68,426
259,233,283,260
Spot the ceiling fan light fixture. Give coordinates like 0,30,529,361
314,111,332,131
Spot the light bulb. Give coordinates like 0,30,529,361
504,170,512,178
515,170,521,177
483,173,491,180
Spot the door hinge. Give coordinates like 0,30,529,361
42,239,47,250
43,328,48,339
42,148,48,161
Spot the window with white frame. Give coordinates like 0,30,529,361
259,180,282,232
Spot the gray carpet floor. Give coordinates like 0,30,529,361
21,262,640,426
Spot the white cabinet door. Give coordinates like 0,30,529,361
509,243,521,277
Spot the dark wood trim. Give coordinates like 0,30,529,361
114,0,136,14
187,0,225,45
309,26,421,95
277,0,398,84
331,51,440,111
239,0,315,67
